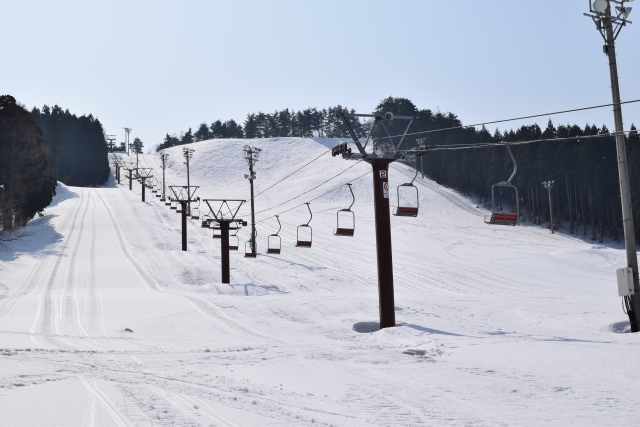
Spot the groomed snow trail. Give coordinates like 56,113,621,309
0,137,638,426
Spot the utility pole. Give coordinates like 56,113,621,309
244,145,261,256
335,112,423,329
106,135,116,153
183,148,194,216
543,181,555,234
585,0,639,332
123,127,132,156
160,153,169,202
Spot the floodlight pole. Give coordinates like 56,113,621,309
543,181,554,234
586,0,639,332
123,127,132,156
183,148,194,216
244,146,261,255
160,153,168,201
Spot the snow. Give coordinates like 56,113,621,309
0,137,638,426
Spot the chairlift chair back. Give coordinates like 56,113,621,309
267,215,282,254
485,144,519,226
394,163,419,217
244,241,257,257
295,203,313,248
334,184,355,236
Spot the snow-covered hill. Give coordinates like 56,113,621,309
0,137,637,426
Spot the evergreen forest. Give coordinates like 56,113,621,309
0,95,109,238
163,96,640,243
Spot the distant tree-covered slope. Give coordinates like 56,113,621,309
161,96,639,243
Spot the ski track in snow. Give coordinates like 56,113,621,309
0,137,638,426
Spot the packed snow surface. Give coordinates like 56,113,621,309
0,137,638,426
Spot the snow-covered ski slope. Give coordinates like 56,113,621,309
0,137,638,426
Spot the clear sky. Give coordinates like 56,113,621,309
2,0,639,149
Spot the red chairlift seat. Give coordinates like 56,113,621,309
486,144,519,227
393,167,419,217
334,184,355,237
485,212,518,226
295,203,313,248
191,207,200,220
267,215,282,254
395,206,418,217
244,241,257,257
229,234,239,251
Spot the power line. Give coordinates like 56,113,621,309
371,99,640,142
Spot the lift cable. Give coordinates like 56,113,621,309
413,129,636,152
255,169,371,225
369,98,640,143
252,160,365,216
253,149,331,199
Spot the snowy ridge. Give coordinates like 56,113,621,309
0,137,636,426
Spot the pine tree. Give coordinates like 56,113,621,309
194,122,211,141
132,137,144,154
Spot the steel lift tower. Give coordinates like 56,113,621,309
334,111,426,329
203,199,247,283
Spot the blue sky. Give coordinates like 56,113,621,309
2,0,639,149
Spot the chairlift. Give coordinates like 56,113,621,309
485,143,519,226
295,203,312,248
170,200,177,210
229,228,239,251
212,223,221,238
334,184,355,236
244,241,257,257
201,219,210,228
191,206,200,220
267,215,282,254
176,202,183,213
393,163,419,217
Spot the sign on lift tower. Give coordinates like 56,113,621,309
333,111,427,329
